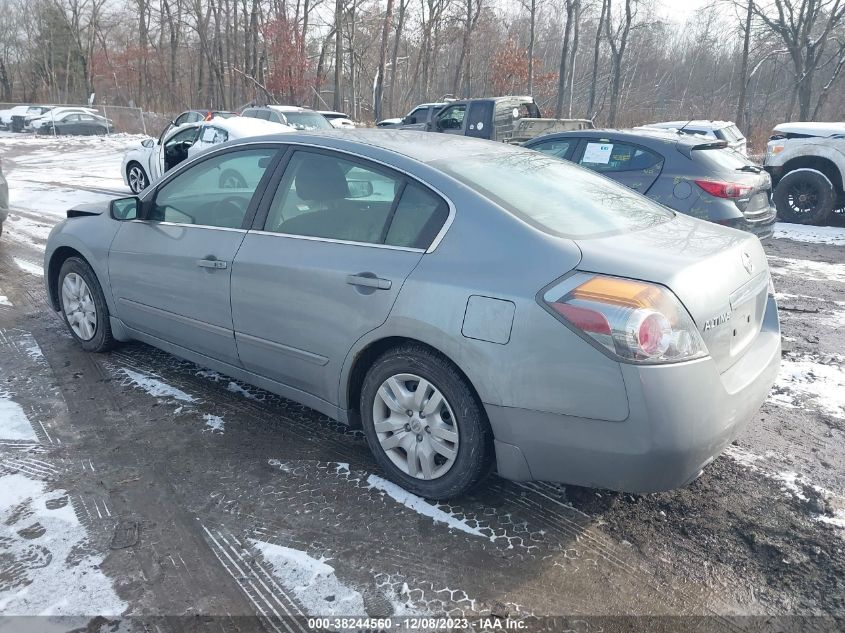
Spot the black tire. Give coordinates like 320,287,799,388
57,257,116,352
360,344,493,499
773,169,836,225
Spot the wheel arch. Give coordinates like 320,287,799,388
343,335,487,430
780,155,844,193
47,246,87,311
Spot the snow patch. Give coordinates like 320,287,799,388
0,295,11,307
0,473,127,616
13,258,43,276
251,539,368,617
0,392,38,441
768,257,845,284
774,222,845,245
203,414,225,433
772,356,845,419
120,368,197,403
226,382,257,400
366,474,489,540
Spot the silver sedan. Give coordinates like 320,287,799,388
44,131,780,499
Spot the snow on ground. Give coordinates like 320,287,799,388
774,222,845,246
251,539,368,617
0,295,11,307
0,473,127,616
13,257,43,276
365,473,489,540
119,368,197,403
0,133,140,193
0,392,38,441
771,355,845,420
202,414,225,433
769,257,845,284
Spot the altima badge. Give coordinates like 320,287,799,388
703,310,732,331
742,251,754,275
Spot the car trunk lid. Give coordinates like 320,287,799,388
573,213,770,373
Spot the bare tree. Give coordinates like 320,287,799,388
374,0,395,121
453,0,483,96
588,0,608,117
604,0,635,126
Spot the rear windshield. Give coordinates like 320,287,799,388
432,150,672,239
280,111,333,130
721,125,744,142
691,147,756,171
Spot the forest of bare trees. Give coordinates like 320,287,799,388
1,0,844,147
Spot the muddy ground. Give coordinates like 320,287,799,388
0,134,843,633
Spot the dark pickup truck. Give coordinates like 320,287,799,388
387,96,593,143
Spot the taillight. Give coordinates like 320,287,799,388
542,273,708,364
695,179,753,199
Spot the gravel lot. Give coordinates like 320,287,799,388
0,133,843,633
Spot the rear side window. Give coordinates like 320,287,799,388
691,148,756,171
579,141,661,172
432,148,672,239
385,184,449,249
529,138,576,160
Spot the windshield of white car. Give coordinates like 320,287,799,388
280,112,332,130
432,150,673,239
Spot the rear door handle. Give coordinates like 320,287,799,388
346,274,391,290
197,258,228,269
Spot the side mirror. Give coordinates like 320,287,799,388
141,138,154,148
347,180,374,198
111,196,140,221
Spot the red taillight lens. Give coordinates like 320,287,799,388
543,273,708,364
694,179,753,199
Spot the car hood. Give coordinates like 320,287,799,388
67,201,109,218
573,213,770,373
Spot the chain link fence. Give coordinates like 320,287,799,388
0,103,172,137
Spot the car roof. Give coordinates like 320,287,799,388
265,105,314,112
772,121,845,136
209,116,293,136
225,129,530,164
527,127,686,146
644,120,736,131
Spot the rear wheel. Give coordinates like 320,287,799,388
360,344,493,499
58,257,116,352
773,169,836,225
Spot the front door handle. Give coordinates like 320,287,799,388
197,258,228,269
346,274,391,290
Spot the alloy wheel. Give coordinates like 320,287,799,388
372,373,459,480
61,273,97,341
128,165,147,193
786,181,818,216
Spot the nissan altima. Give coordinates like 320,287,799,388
44,130,781,499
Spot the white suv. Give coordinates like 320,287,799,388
764,122,845,224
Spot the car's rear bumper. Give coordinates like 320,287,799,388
487,295,781,492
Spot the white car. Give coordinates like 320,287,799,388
28,107,100,132
0,109,13,130
240,105,334,131
318,110,356,129
641,120,747,156
121,116,293,193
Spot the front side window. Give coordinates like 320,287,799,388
437,105,466,130
264,151,447,248
579,141,662,173
432,148,672,239
152,149,276,228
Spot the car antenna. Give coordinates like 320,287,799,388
677,111,695,135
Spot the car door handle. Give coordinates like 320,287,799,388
197,258,228,269
346,274,391,290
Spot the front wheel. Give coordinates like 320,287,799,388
360,344,493,499
773,169,836,225
58,257,116,352
126,162,149,194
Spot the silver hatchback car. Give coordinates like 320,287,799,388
44,131,780,499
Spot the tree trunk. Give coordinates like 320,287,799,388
333,0,343,110
374,0,394,122
387,0,407,116
526,0,535,94
735,0,752,130
555,0,574,118
587,0,607,118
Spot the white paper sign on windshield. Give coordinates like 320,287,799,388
582,142,613,164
